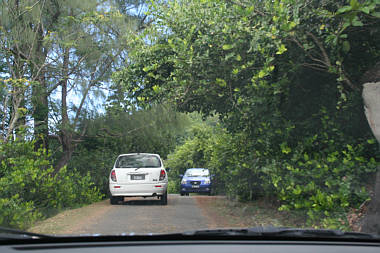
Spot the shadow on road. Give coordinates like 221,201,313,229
118,198,163,205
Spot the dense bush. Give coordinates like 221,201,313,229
0,138,103,229
166,122,217,193
0,196,41,230
166,120,379,229
66,105,190,195
114,0,380,230
268,140,378,228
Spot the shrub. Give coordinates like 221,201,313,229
167,180,178,194
165,119,379,228
0,138,103,229
0,196,42,230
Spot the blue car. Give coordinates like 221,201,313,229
180,168,212,196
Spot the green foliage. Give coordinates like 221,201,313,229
128,0,379,229
0,0,375,232
166,122,215,193
167,115,379,227
0,197,42,231
0,0,147,167
68,105,189,195
115,0,379,133
166,180,178,194
0,137,103,229
269,139,377,226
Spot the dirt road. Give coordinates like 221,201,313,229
29,194,359,235
30,194,223,235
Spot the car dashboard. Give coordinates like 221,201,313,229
1,236,380,253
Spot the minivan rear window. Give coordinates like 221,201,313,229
115,154,161,168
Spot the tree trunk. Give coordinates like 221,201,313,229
32,76,49,151
55,48,73,173
5,86,24,142
32,24,49,152
55,139,74,172
362,82,380,234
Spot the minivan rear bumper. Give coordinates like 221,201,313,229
110,182,167,197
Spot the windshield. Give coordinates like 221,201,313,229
185,169,210,177
0,0,379,241
116,154,161,168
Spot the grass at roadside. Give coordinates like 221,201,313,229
194,195,308,229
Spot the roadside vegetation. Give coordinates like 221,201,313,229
115,0,380,231
166,122,378,230
0,137,103,230
1,0,379,232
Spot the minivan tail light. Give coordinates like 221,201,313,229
159,169,166,181
111,170,117,182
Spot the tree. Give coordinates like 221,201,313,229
115,0,379,131
0,0,61,144
49,4,139,171
68,104,189,194
114,0,380,228
1,0,150,172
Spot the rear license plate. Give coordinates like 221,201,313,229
131,174,145,180
192,185,200,188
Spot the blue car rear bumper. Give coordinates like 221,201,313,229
180,184,211,193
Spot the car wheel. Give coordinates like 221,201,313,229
160,191,168,205
180,192,184,196
186,193,190,196
110,196,121,205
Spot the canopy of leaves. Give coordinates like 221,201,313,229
114,0,380,229
66,105,190,193
114,0,379,136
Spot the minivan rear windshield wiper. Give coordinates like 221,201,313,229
181,227,380,240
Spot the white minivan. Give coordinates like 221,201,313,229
109,153,169,205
